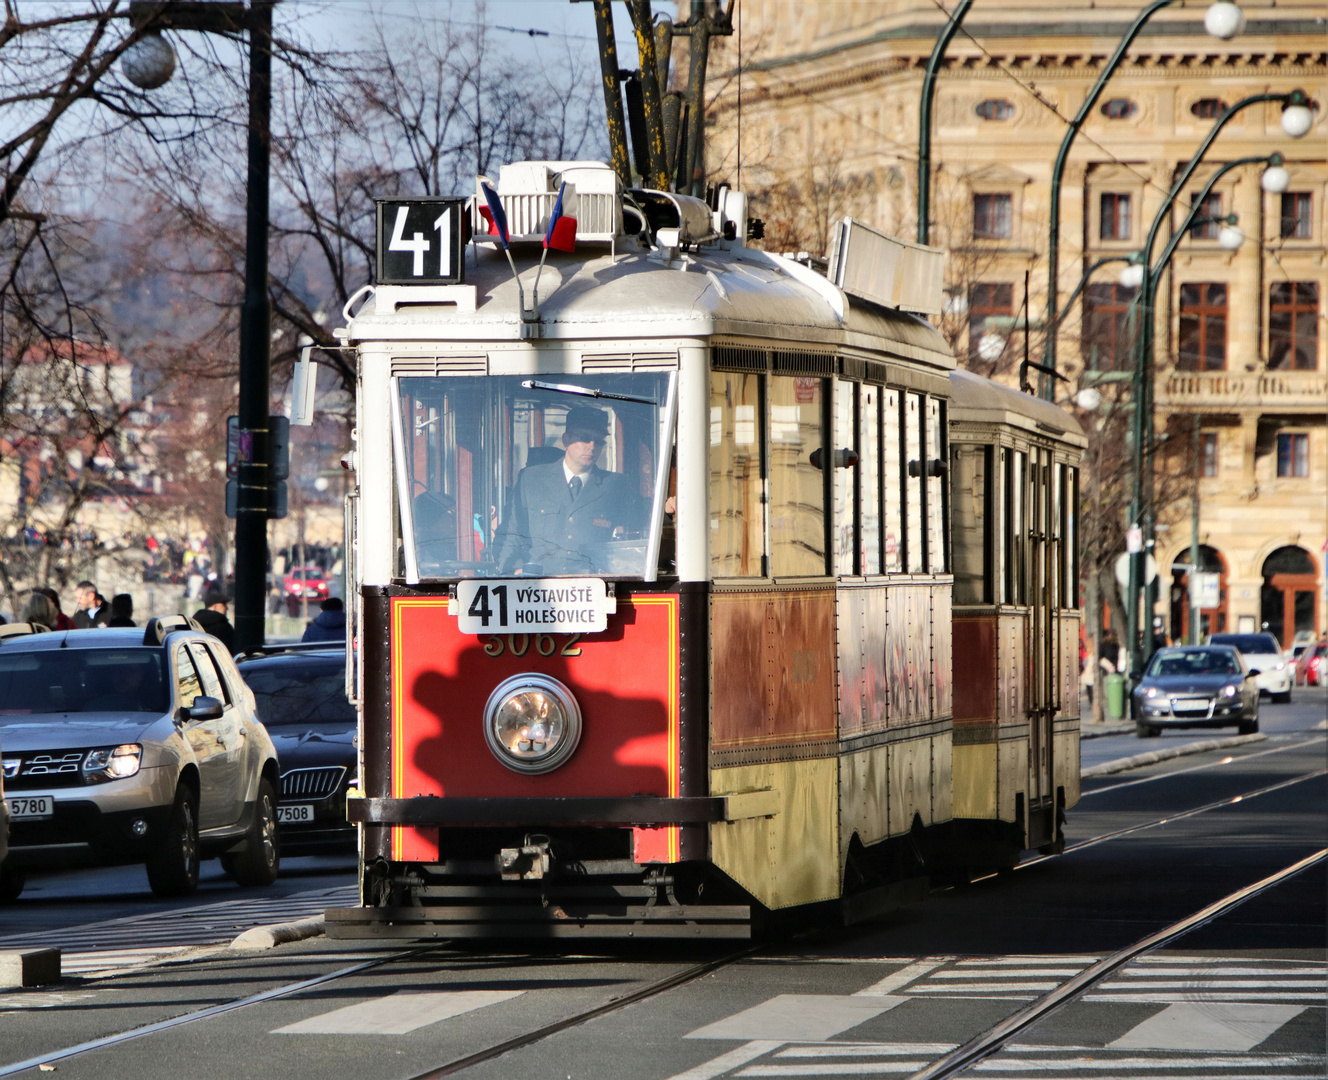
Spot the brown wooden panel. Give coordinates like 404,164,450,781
953,615,997,724
711,589,837,749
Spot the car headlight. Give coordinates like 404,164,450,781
83,743,142,781
483,674,582,774
1222,684,1238,697
1271,662,1285,671
1145,687,1159,699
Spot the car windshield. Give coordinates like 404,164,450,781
1209,633,1279,654
0,649,168,714
242,663,355,726
395,373,675,580
1147,649,1239,677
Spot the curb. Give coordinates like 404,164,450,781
229,915,326,950
1081,722,1135,740
1082,732,1268,778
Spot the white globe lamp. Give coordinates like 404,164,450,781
121,31,177,90
1119,262,1145,289
1218,223,1244,251
1204,1,1245,40
1075,387,1103,412
1280,99,1314,139
1261,163,1291,194
977,333,1006,362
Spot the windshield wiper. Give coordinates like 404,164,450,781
521,380,657,406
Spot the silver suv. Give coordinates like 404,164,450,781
0,617,281,900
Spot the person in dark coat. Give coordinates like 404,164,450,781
72,580,110,628
192,588,235,652
107,593,136,627
302,597,347,643
494,406,640,574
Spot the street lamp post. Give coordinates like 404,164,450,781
917,0,974,245
1041,0,1248,399
1123,89,1311,676
124,1,274,653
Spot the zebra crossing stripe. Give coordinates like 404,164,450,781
274,989,523,1035
1107,1002,1308,1051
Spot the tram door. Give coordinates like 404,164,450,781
1026,447,1055,813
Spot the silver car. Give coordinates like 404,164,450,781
1207,632,1293,703
0,617,280,901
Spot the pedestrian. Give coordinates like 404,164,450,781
71,581,110,628
19,592,58,630
1150,618,1169,657
107,593,136,627
1099,630,1122,676
301,597,347,644
192,587,235,652
36,587,76,631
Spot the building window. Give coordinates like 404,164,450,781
1101,98,1138,119
1280,193,1312,240
973,193,1012,239
1178,283,1228,371
1191,98,1226,119
968,282,1014,362
1100,192,1133,241
1277,433,1309,478
1082,283,1138,371
1201,432,1219,478
1269,282,1320,371
1189,192,1223,239
975,99,1014,121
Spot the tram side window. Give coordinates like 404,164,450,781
1065,465,1080,609
768,376,827,577
1051,461,1064,609
905,393,925,573
1003,448,1028,604
926,397,948,574
952,444,992,604
709,371,765,577
883,390,902,572
833,380,857,576
860,385,882,575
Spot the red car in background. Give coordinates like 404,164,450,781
283,566,330,603
1295,641,1326,686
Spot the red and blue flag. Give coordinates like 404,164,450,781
543,181,578,253
480,181,509,249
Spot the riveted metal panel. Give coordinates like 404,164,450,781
839,743,890,850
931,732,952,823
931,584,953,719
951,742,997,818
711,758,840,909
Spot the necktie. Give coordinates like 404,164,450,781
568,476,582,499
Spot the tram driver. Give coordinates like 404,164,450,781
494,406,641,574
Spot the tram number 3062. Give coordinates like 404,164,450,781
481,633,583,658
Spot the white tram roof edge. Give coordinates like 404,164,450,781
949,368,1088,450
343,240,954,371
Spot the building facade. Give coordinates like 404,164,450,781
703,0,1326,648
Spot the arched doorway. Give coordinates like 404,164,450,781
1170,545,1228,643
1261,546,1319,648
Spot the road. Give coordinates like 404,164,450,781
1,689,1322,1080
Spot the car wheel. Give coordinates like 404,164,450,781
147,784,200,897
224,777,280,887
1238,717,1259,735
0,865,25,903
1136,722,1160,738
1272,690,1291,705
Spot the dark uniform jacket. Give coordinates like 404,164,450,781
72,604,109,629
496,462,637,574
193,608,235,653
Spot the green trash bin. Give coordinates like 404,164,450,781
1104,673,1126,720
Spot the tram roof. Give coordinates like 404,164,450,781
343,242,954,371
948,368,1087,449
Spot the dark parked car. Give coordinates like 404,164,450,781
236,645,356,855
1132,645,1260,738
0,618,281,900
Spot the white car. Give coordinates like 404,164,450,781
1207,632,1293,703
0,617,281,901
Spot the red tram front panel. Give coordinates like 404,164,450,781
388,593,681,864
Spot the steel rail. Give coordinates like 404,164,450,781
409,945,759,1079
0,945,441,1077
1018,767,1327,872
1080,733,1327,797
906,845,1328,1080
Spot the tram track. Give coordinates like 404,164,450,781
2,762,1321,1079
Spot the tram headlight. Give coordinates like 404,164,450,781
483,674,582,774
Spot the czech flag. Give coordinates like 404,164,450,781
480,181,509,249
544,181,578,253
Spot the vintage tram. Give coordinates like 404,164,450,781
323,160,1084,939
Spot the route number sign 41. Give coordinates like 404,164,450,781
375,198,468,285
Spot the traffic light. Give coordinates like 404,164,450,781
225,415,290,519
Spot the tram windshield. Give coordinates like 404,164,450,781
394,373,675,580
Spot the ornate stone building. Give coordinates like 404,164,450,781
703,0,1326,648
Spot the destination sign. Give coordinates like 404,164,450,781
375,198,468,285
452,578,617,635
